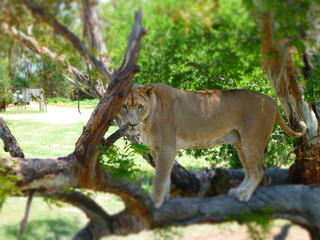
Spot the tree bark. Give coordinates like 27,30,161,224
0,101,6,112
0,116,24,158
259,7,320,185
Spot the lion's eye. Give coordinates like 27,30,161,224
122,105,127,110
138,105,144,110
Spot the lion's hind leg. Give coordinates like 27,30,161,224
229,143,265,202
229,143,250,196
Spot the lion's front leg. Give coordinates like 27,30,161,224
152,148,176,209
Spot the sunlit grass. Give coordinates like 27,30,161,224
46,98,99,109
0,120,86,158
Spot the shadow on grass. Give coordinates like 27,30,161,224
2,219,82,240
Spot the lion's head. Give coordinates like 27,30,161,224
117,85,155,136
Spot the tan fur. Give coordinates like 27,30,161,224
117,83,307,208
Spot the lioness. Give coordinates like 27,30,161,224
117,83,306,208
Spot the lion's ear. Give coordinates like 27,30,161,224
140,85,154,97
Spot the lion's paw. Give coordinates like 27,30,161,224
228,187,252,202
152,194,164,209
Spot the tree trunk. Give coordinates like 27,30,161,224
260,11,320,185
0,101,5,112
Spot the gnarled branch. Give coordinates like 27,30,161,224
0,117,24,158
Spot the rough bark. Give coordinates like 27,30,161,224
0,116,24,158
73,11,146,189
259,7,320,185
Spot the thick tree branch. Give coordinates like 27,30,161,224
154,185,320,229
34,185,320,239
73,11,146,187
0,147,318,239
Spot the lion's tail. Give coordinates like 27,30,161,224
276,109,307,137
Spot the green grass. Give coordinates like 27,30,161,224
0,120,87,158
46,98,99,109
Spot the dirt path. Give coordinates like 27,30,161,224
0,103,94,124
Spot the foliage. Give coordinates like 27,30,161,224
183,145,242,169
0,60,13,104
229,206,274,240
100,0,293,169
244,0,320,105
98,0,270,91
304,56,320,104
99,143,150,180
0,88,13,104
153,226,183,240
0,159,20,209
46,97,73,104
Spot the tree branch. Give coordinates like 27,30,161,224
35,185,320,239
0,117,24,158
82,0,112,77
61,73,95,98
154,185,320,229
73,11,146,187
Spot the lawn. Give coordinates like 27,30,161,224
46,98,99,109
0,118,308,240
